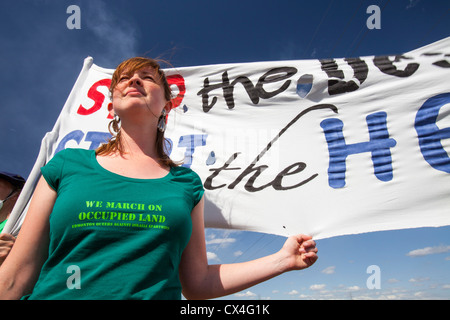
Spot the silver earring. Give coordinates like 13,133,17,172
157,109,167,132
109,114,121,134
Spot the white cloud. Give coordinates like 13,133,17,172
233,250,243,257
287,290,299,295
310,284,326,291
406,245,450,257
347,286,361,292
414,291,426,298
387,278,400,284
205,230,237,248
84,0,139,63
409,277,430,283
206,238,236,246
322,266,336,274
406,0,420,9
207,251,220,262
234,291,257,297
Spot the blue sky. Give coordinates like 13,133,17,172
0,0,449,300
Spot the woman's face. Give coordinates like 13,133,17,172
111,66,169,123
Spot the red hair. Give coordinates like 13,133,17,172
96,57,179,168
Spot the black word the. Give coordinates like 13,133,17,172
204,104,338,192
197,67,297,113
197,52,448,111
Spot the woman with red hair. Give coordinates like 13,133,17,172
0,57,317,300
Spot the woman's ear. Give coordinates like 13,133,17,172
165,100,173,113
164,101,172,123
165,101,172,113
107,102,114,118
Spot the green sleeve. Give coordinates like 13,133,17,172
40,149,67,191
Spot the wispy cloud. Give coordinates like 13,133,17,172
388,278,400,284
409,277,430,283
234,291,257,297
322,266,336,274
310,284,326,291
406,245,450,257
406,0,420,9
347,286,361,292
206,238,237,246
207,251,220,262
233,250,243,257
84,0,139,64
205,229,238,249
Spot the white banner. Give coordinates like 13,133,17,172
5,37,450,240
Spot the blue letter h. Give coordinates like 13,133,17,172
320,112,397,188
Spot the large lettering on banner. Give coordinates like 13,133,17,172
4,38,450,239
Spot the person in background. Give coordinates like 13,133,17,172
0,172,25,265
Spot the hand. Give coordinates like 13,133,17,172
0,233,16,265
280,234,318,271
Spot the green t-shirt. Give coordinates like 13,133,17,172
24,148,204,300
0,219,7,233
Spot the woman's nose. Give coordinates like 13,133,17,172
128,75,142,86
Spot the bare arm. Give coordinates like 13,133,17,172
0,233,16,266
179,196,318,300
0,176,56,299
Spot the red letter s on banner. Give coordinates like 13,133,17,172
77,78,112,117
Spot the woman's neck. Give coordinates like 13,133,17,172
119,122,159,159
97,126,170,179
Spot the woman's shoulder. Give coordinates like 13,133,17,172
170,165,203,184
170,165,205,204
171,165,200,177
54,147,93,158
49,148,94,167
